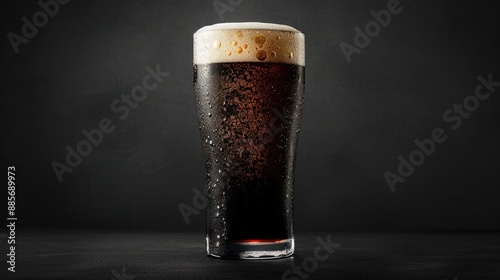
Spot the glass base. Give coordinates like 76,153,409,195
207,238,294,259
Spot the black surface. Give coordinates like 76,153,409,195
3,230,499,279
1,0,499,231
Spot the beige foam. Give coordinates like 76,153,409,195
194,22,304,66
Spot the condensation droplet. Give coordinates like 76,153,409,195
213,40,221,49
236,46,243,54
255,35,266,45
208,113,212,117
218,169,222,173
226,51,231,56
288,52,294,59
256,50,267,61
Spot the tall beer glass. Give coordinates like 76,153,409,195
193,22,305,259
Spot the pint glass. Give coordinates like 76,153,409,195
193,22,305,259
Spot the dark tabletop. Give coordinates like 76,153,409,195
3,230,499,280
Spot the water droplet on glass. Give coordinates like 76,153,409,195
213,40,221,49
255,34,266,45
256,50,267,61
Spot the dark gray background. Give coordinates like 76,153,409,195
2,0,499,231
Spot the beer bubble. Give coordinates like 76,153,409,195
218,169,222,173
256,50,267,61
236,46,243,54
270,51,276,58
255,35,266,45
236,31,243,37
226,51,231,56
213,40,221,49
232,41,237,46
243,44,248,49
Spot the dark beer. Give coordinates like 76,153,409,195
194,23,305,259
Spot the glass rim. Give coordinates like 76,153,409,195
194,22,303,34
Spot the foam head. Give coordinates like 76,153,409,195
194,22,305,66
